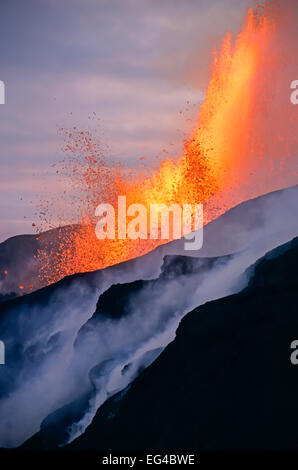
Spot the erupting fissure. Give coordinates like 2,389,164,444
33,0,297,288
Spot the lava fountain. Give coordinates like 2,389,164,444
36,0,298,287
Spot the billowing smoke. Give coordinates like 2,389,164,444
0,185,298,447
65,186,298,442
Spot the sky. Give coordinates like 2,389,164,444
0,0,253,242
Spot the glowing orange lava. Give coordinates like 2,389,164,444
36,0,298,287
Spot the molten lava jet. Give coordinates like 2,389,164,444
35,0,298,287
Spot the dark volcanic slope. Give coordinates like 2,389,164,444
0,226,76,295
68,237,298,450
21,253,232,449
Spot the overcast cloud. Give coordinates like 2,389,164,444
0,0,252,241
